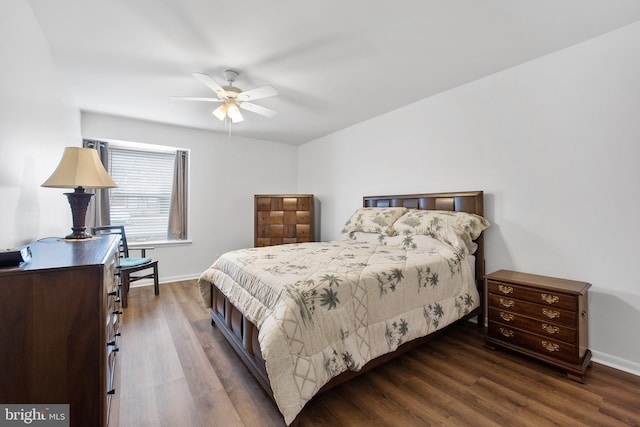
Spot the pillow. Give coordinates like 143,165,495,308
394,210,489,253
342,207,408,236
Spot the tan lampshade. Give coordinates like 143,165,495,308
42,147,117,189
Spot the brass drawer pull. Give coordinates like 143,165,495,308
499,298,514,308
498,285,514,294
541,293,560,304
542,324,559,334
499,312,515,322
542,308,560,319
499,328,514,338
541,341,559,352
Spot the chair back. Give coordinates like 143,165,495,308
92,225,130,257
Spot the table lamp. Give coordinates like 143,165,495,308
42,147,117,239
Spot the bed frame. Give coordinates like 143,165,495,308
208,190,486,401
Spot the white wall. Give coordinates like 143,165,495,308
298,23,640,375
0,0,82,248
82,113,299,282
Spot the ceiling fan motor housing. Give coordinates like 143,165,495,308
222,85,242,99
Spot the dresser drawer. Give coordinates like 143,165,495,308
488,280,577,311
487,322,580,364
488,294,576,326
488,307,576,343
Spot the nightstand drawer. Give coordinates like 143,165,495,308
488,294,576,326
487,323,580,364
488,280,577,311
488,307,576,343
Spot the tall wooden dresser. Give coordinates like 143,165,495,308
0,235,121,426
254,194,315,247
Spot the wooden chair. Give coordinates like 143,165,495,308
91,225,159,308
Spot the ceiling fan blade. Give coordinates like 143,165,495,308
193,73,226,98
239,102,277,118
237,86,278,102
170,96,222,102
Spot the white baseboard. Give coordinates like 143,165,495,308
129,274,199,288
591,350,640,377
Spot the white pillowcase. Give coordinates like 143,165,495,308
393,210,489,254
342,207,408,236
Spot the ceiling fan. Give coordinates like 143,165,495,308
172,70,278,124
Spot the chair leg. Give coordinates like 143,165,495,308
153,264,159,296
121,273,130,308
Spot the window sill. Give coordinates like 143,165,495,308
129,239,192,249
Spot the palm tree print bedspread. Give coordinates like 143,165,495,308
198,237,478,425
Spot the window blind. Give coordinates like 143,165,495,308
108,147,176,241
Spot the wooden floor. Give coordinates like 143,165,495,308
110,280,640,427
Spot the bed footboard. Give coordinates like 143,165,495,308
210,285,272,396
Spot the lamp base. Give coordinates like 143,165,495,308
64,188,94,240
65,230,93,240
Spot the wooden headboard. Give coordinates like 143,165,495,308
363,191,486,322
362,190,483,215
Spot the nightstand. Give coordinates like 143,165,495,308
484,269,591,383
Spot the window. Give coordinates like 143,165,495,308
84,139,189,243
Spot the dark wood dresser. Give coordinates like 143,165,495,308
254,194,314,247
0,236,121,426
484,269,591,382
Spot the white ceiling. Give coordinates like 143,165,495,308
27,0,640,145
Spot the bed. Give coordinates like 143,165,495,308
198,191,488,424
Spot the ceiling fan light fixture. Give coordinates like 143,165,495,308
213,104,228,121
227,103,244,123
